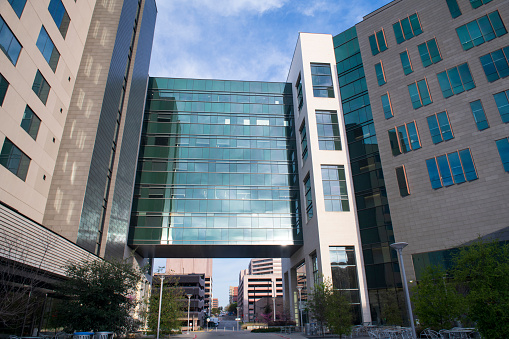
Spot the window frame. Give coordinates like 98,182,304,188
0,138,31,181
381,92,393,119
456,11,507,51
32,70,50,105
388,120,421,156
425,148,478,189
395,165,410,197
374,61,386,86
316,110,342,151
369,29,388,56
408,79,432,109
427,111,454,144
418,38,442,67
437,63,475,99
400,50,413,75
469,100,489,131
393,13,423,44
300,120,308,161
479,46,509,83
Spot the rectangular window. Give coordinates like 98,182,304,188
496,138,509,172
48,0,70,39
312,254,319,286
393,13,422,44
8,0,27,18
446,0,462,18
20,106,41,140
480,46,509,83
427,111,454,144
369,29,388,56
408,79,432,109
311,63,334,98
388,121,421,156
469,100,489,130
329,246,360,307
374,62,386,86
304,174,313,221
437,63,475,99
36,26,60,72
418,38,442,67
322,165,349,212
316,111,341,150
395,166,410,197
425,148,477,189
456,11,507,51
0,16,22,65
0,138,30,181
296,75,303,110
400,50,413,75
470,0,493,9
381,93,393,119
493,90,509,123
32,70,50,105
0,73,8,106
300,121,308,161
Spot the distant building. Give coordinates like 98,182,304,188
229,285,238,304
212,298,219,309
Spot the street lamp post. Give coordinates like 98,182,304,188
236,306,240,331
187,293,193,334
297,286,303,331
390,242,417,339
272,279,276,322
156,275,165,339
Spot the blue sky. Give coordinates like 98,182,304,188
149,0,392,307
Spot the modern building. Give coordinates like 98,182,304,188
229,285,238,304
237,258,283,322
212,298,218,309
0,0,156,333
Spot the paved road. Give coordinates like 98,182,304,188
174,331,307,339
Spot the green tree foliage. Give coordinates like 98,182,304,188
379,289,403,326
226,302,237,314
55,259,143,333
307,281,328,334
211,307,220,315
146,276,184,334
451,239,509,338
411,266,463,329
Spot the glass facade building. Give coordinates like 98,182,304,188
129,78,303,258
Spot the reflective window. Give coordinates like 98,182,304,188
20,106,41,140
381,93,393,119
469,100,489,131
0,138,30,181
0,73,8,106
330,246,360,312
312,254,319,285
296,75,303,110
32,70,50,104
0,16,22,65
446,0,462,18
393,13,422,44
395,166,410,197
456,11,506,51
8,0,26,18
374,62,386,86
427,111,454,144
322,165,349,212
400,50,413,75
437,63,475,98
48,0,70,39
493,90,509,123
311,63,334,98
304,174,313,221
300,121,308,161
480,46,509,83
408,79,432,109
369,29,388,56
36,26,60,72
470,0,493,9
388,121,421,156
418,38,442,67
316,111,341,150
496,137,509,172
425,149,477,189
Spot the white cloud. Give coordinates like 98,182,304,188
157,0,288,17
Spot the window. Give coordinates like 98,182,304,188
300,121,308,161
388,121,421,156
446,0,462,19
426,149,477,189
408,79,432,109
418,38,442,67
296,75,303,110
369,29,388,56
395,166,410,197
400,50,413,75
469,100,489,130
322,165,349,212
456,11,507,51
0,16,22,65
427,111,454,144
304,174,313,221
311,254,319,285
374,62,386,86
437,63,475,98
316,111,341,150
329,246,360,309
496,138,509,172
36,27,60,72
8,0,26,18
0,73,8,106
48,0,70,38
20,106,41,140
480,46,509,83
393,13,422,44
0,138,30,181
381,93,393,119
32,70,50,104
470,0,493,9
311,63,334,98
493,90,509,123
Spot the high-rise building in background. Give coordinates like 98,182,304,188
229,285,238,304
212,298,219,309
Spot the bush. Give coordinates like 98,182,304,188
251,327,281,333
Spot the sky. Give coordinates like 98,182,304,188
149,0,392,307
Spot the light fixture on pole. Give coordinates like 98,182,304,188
297,286,303,331
156,266,165,339
186,293,193,334
272,279,276,322
236,306,240,331
390,242,417,339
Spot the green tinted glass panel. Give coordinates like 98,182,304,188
408,83,421,109
375,62,386,86
417,80,431,106
0,74,8,106
397,125,410,153
456,25,473,50
427,115,442,144
470,0,483,8
369,35,379,55
447,152,465,184
437,71,453,98
459,149,478,181
494,91,509,123
428,39,442,64
409,14,422,35
393,23,404,44
426,158,442,189
447,67,464,94
388,129,401,156
458,63,475,91
490,49,509,79
20,106,40,140
381,94,393,118
437,111,453,141
446,0,461,19
418,43,431,67
395,166,410,197
467,21,484,46
480,54,499,82
478,16,495,41
496,138,509,172
376,30,387,52
0,138,30,181
400,51,413,75
401,18,414,40
407,122,420,150
437,155,453,187
469,100,489,130
488,11,507,37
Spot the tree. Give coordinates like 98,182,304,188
411,265,463,329
379,289,403,326
325,288,352,338
307,281,328,335
55,258,143,334
451,239,509,338
211,307,220,315
146,276,184,334
226,302,237,314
